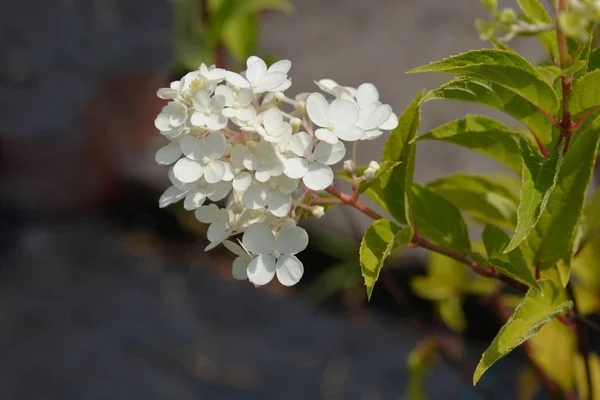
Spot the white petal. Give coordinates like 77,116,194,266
209,95,226,112
277,226,309,255
202,67,226,82
202,131,227,160
289,132,313,158
362,129,383,140
283,158,309,179
169,103,188,126
168,167,197,191
207,221,228,243
315,79,340,95
206,180,232,201
229,143,250,169
276,175,299,194
360,103,392,131
232,257,249,280
158,186,186,208
204,160,226,183
315,128,339,144
222,107,237,118
154,114,171,131
254,167,272,183
275,255,304,286
334,126,364,142
242,223,276,254
237,106,256,122
246,58,267,84
247,254,276,286
222,162,235,181
233,171,252,192
173,158,205,182
329,99,358,128
313,141,346,165
267,192,292,217
237,89,254,106
207,114,228,131
242,183,270,209
223,240,246,257
255,72,287,93
192,91,210,112
263,108,283,132
243,153,259,170
183,188,207,210
190,112,208,127
303,163,333,190
380,112,398,130
273,79,292,92
195,204,219,223
225,71,250,88
180,136,204,160
306,93,330,127
155,142,182,165
246,55,263,67
268,59,291,74
356,83,380,109
157,88,178,99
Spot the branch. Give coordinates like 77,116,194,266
324,186,383,220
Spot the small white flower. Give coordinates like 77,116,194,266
254,108,292,144
195,204,232,249
222,144,253,192
242,223,308,286
306,93,364,143
173,132,227,183
190,91,228,130
154,102,188,139
182,178,232,210
242,174,298,217
243,141,285,182
155,141,183,165
217,85,256,122
222,240,253,280
314,79,356,98
225,56,291,94
354,83,398,140
284,132,346,190
159,64,227,101
343,159,356,174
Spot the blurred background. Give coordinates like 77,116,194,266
0,0,562,399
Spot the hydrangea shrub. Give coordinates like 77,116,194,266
155,0,600,397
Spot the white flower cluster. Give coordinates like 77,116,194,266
154,56,398,287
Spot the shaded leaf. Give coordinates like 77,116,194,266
416,115,522,171
588,47,600,73
412,185,471,253
425,174,519,229
407,338,438,400
437,297,467,333
360,220,413,300
409,49,560,116
473,280,573,385
525,114,600,269
380,91,425,226
421,77,553,143
483,225,541,291
575,353,600,400
517,367,540,400
569,69,600,117
221,13,259,62
504,142,564,253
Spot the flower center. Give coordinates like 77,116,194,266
272,250,281,258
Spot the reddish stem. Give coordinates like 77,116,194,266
324,186,383,220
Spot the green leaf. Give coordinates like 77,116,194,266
421,77,553,143
525,113,600,269
416,115,523,171
516,0,557,64
221,13,259,62
408,49,560,116
504,142,564,253
425,174,518,229
473,280,573,385
569,69,600,117
379,91,424,226
437,297,467,333
360,220,413,300
482,225,541,291
412,185,471,253
537,60,586,79
584,189,600,239
406,338,438,400
587,47,600,73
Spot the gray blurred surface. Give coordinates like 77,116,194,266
0,218,500,399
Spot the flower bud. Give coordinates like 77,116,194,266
364,161,380,180
343,159,356,174
368,161,380,172
481,0,496,10
274,91,286,103
497,8,517,25
290,117,302,132
310,205,325,219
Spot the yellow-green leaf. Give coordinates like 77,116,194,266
360,220,413,300
516,0,557,64
569,69,600,118
406,338,438,400
473,280,573,385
